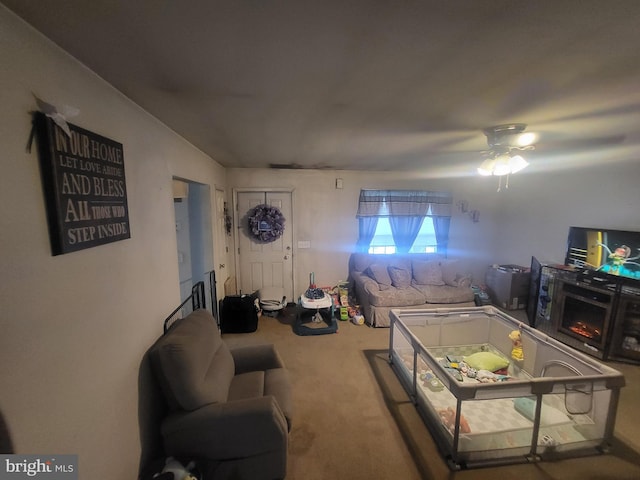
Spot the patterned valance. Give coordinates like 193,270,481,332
356,189,452,217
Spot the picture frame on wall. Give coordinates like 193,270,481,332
33,111,131,255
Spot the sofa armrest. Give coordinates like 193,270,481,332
230,344,284,374
161,395,288,460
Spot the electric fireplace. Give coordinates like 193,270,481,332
553,281,615,357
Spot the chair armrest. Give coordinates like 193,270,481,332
230,344,284,374
161,396,288,460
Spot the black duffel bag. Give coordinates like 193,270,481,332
219,294,259,333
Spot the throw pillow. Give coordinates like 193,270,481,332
366,263,392,290
412,260,445,285
440,260,460,286
388,266,412,289
464,351,510,372
454,273,472,288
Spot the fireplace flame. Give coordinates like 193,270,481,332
568,321,601,339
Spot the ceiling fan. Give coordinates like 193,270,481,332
477,123,537,179
475,123,539,191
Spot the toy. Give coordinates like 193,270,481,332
445,367,464,382
476,369,498,383
437,407,471,434
539,434,557,447
509,329,524,361
153,457,197,480
420,371,444,391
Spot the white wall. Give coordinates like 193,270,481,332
492,162,640,268
0,7,226,478
228,157,640,298
226,168,502,294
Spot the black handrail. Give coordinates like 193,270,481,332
209,270,219,327
163,281,206,333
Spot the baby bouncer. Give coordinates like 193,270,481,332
294,273,338,336
258,286,287,317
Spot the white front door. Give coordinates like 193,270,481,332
236,190,294,302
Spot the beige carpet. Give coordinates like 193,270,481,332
222,306,640,480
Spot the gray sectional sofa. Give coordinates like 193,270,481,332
349,253,476,327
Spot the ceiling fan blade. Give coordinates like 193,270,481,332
533,134,626,152
492,80,554,120
537,102,640,125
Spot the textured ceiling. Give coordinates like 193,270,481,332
4,0,640,173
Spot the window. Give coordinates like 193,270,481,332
368,217,438,254
356,189,452,254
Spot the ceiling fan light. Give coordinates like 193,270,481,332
516,132,537,147
492,154,512,176
508,155,529,173
477,158,495,176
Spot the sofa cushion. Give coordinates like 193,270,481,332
388,266,412,289
365,285,426,307
412,260,445,285
440,260,459,286
150,310,235,411
229,371,265,400
412,283,475,304
453,273,472,288
228,368,292,431
366,263,393,290
440,260,474,288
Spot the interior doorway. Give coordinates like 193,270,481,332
173,178,214,311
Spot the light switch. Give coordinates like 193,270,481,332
298,240,311,249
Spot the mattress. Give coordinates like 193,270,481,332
400,347,590,452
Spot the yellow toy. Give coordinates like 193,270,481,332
509,329,524,361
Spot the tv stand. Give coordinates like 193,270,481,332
530,256,640,363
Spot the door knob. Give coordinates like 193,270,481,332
284,255,290,260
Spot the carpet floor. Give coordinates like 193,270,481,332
222,306,640,480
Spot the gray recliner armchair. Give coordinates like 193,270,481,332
138,309,292,480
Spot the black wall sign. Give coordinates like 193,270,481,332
33,112,131,255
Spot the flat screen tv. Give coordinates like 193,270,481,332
565,226,640,282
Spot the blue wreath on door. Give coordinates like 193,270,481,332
247,204,286,243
